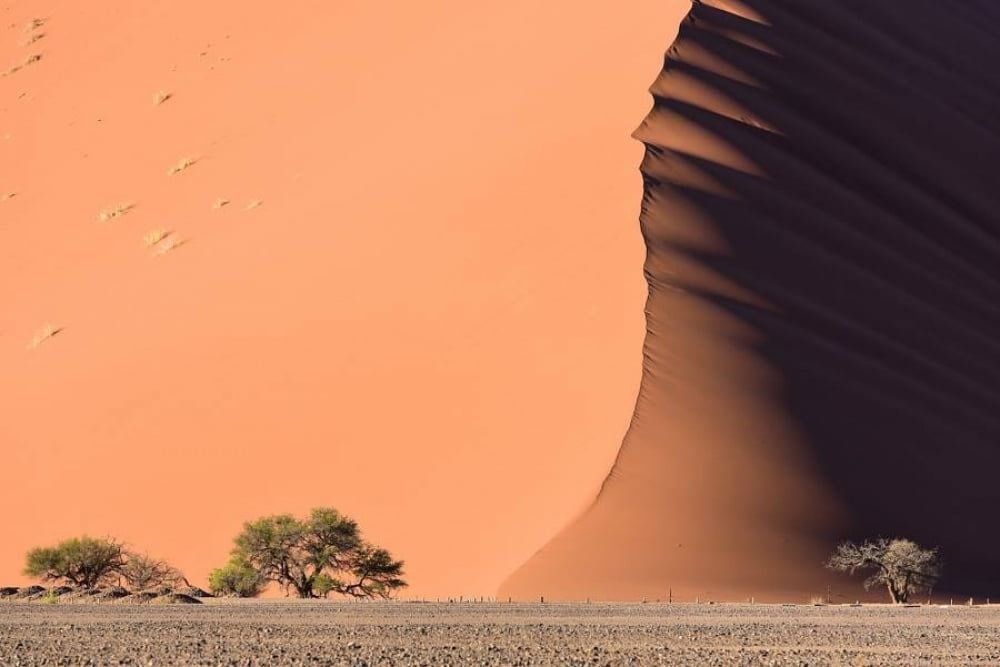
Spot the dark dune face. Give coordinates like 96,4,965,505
500,0,1000,602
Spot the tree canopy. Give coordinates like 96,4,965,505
826,537,942,604
223,507,406,599
24,536,184,592
24,536,123,588
119,552,182,592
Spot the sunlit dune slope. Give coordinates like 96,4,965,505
501,0,1000,602
0,0,689,595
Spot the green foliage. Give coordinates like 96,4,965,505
23,536,123,588
222,506,407,599
312,573,337,598
340,545,407,599
827,537,942,604
208,558,267,598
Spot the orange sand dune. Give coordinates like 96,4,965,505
1,0,690,595
501,0,1000,602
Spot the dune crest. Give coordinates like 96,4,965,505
501,0,1000,602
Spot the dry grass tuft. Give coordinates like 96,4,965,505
152,236,184,257
153,90,172,106
96,202,135,222
143,230,185,257
2,192,16,201
213,198,230,209
28,18,46,30
143,229,170,248
28,324,60,349
20,32,45,46
2,53,42,78
167,157,197,176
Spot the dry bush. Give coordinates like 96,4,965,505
97,202,134,222
152,235,184,257
2,53,42,78
153,91,172,106
120,552,182,592
213,198,230,209
167,157,197,175
27,324,59,349
20,32,45,46
143,229,170,248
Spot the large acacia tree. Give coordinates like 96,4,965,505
223,507,406,599
826,537,942,604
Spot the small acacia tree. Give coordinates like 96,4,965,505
24,536,123,588
220,507,407,599
120,552,181,591
826,537,942,604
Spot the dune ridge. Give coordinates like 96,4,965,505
500,0,1000,602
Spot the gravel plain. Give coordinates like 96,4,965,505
2,600,999,666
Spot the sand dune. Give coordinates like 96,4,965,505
501,0,1000,601
0,0,689,595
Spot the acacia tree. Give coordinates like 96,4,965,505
340,545,408,598
222,507,407,599
120,552,182,591
826,538,942,603
24,536,124,588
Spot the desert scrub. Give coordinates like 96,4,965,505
96,202,134,222
21,32,45,46
143,229,170,248
2,53,42,77
167,157,197,175
153,90,172,106
28,324,59,349
152,235,183,257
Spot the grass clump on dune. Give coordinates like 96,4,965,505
27,324,60,349
97,202,134,222
167,157,197,175
2,53,42,77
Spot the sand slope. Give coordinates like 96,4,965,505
501,0,1000,602
0,0,689,595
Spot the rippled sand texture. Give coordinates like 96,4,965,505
502,0,1000,602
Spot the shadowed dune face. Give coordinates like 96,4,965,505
0,0,690,595
501,0,1000,602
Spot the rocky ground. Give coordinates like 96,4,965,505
2,601,999,665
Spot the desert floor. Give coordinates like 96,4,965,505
2,601,999,666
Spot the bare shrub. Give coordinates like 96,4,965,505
827,538,941,604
